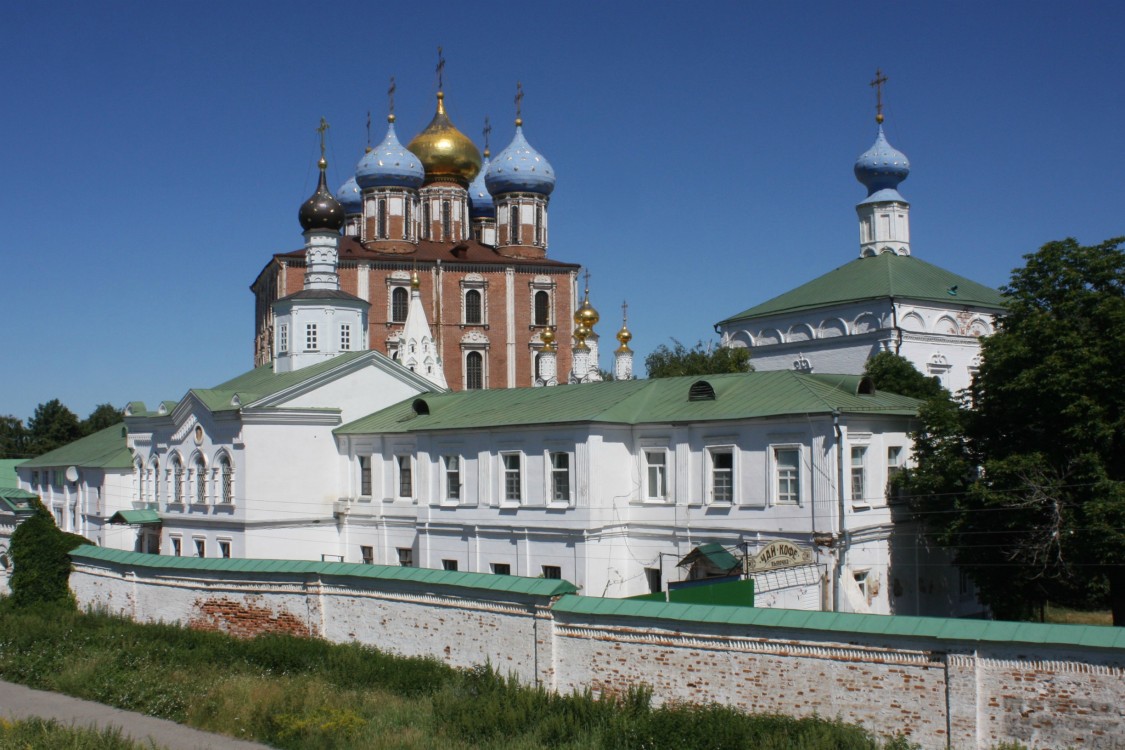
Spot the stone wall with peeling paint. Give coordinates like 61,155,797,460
70,557,1125,749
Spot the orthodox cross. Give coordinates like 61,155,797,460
436,47,445,91
316,117,329,159
621,300,628,325
365,110,371,148
583,268,591,295
869,69,888,124
388,76,396,115
514,81,524,121
483,116,492,154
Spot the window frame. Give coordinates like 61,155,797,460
305,323,318,351
533,289,551,327
278,323,289,353
548,450,571,505
396,547,414,567
464,350,485,390
193,538,206,559
542,565,561,580
170,536,182,557
193,455,208,505
360,546,374,564
644,449,668,502
772,445,802,506
464,288,483,325
707,446,735,504
218,539,232,559
339,323,351,351
491,562,511,575
396,454,414,500
851,445,868,508
358,455,372,497
217,453,233,505
501,451,523,505
391,286,409,323
443,455,461,503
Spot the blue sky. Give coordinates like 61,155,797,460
2,1,1122,422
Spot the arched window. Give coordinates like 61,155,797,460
171,455,184,505
218,454,233,504
151,458,160,507
534,290,550,326
134,460,144,503
377,197,387,238
392,286,408,322
404,197,412,239
465,289,482,325
194,456,207,505
535,205,544,245
441,200,452,241
508,205,520,244
466,351,483,390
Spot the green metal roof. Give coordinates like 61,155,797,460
20,424,133,470
337,371,919,435
69,545,579,598
718,253,1006,325
0,490,37,514
678,543,741,572
108,509,162,525
0,459,26,489
552,595,1125,651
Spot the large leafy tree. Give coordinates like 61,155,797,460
0,416,29,459
645,340,752,379
26,399,82,457
82,403,121,435
863,351,948,401
901,237,1125,623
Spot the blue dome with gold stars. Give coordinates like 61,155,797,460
356,118,425,190
468,155,495,218
485,124,555,196
335,175,362,215
854,125,909,199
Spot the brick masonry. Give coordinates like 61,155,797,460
70,560,1125,749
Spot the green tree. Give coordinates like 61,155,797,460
26,399,82,457
82,403,121,435
900,237,1125,623
645,340,752,379
0,415,29,459
862,351,948,400
8,500,87,608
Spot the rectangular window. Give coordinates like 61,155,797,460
397,455,412,498
645,451,666,500
442,559,459,571
305,323,318,351
218,540,231,559
542,565,561,579
171,537,182,557
645,567,662,594
851,447,867,504
278,324,289,353
710,449,733,503
397,547,413,567
444,455,461,501
194,539,206,558
886,446,903,502
502,453,521,502
491,562,511,575
775,448,800,504
854,570,869,600
31,470,38,486
340,323,351,351
534,205,543,245
360,545,374,565
359,456,372,496
550,452,570,503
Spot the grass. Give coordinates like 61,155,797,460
0,600,920,750
1044,603,1113,626
0,716,165,750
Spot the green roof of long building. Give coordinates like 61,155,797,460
20,423,133,470
718,253,1006,325
337,371,919,435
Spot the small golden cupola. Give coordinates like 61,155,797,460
407,91,482,187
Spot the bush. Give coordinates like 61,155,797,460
8,500,87,608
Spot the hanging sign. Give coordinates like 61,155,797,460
745,540,814,573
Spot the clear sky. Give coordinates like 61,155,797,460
2,1,1122,422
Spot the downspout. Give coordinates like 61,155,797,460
832,409,847,612
890,297,902,355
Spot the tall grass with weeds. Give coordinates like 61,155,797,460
0,600,925,749
0,716,163,750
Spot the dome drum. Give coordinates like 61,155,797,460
362,187,420,249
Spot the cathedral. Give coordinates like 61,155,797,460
251,79,606,391
716,76,1005,394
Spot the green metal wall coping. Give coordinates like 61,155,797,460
551,595,1125,651
69,545,578,598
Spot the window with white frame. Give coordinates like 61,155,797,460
851,446,868,504
550,452,570,503
444,455,461,501
508,205,520,244
278,323,289,353
465,350,484,390
464,289,483,325
774,447,800,505
340,323,351,351
151,458,160,506
502,452,522,503
218,540,231,559
396,455,413,498
397,547,413,567
193,456,207,504
218,454,233,504
886,446,903,502
359,455,372,496
194,538,206,558
645,450,667,501
854,570,870,601
533,290,550,326
305,323,318,351
709,448,734,503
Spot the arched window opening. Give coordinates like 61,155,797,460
194,456,207,505
219,455,233,504
466,351,483,390
377,198,388,238
392,286,409,323
509,205,520,244
151,458,160,506
171,455,184,505
465,289,482,324
534,290,550,326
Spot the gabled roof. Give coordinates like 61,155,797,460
0,459,26,489
678,543,741,572
108,509,161,525
20,423,132,470
718,253,1006,325
336,371,919,435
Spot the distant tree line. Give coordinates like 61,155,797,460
0,401,121,459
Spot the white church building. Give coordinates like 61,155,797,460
716,109,1006,394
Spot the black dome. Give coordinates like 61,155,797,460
299,160,345,232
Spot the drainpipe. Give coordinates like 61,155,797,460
890,297,902,355
832,410,847,612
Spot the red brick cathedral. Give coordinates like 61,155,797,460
252,85,581,390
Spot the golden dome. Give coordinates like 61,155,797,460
407,92,482,187
574,292,600,329
541,326,556,351
616,324,632,353
573,323,590,351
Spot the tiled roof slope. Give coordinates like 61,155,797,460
718,253,1006,325
20,424,132,469
272,237,582,269
337,371,919,435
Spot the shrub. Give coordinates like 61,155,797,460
8,500,87,608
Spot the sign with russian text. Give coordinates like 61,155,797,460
745,540,814,573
